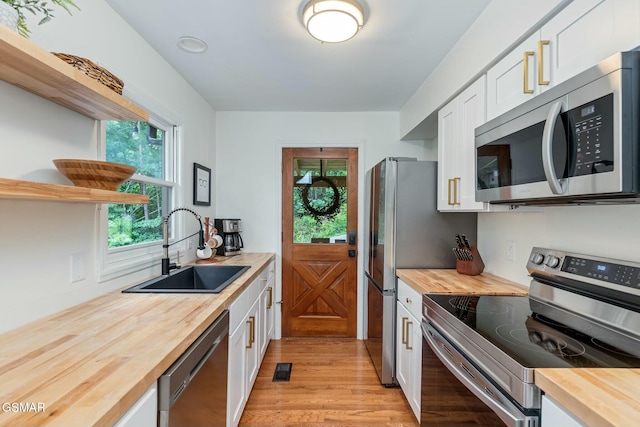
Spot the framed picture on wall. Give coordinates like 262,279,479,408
193,163,211,206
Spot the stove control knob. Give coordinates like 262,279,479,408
531,253,545,265
545,256,560,268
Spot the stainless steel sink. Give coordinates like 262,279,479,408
123,265,250,294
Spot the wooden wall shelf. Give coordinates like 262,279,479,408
0,178,149,204
0,25,149,122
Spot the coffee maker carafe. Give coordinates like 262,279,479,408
214,219,243,256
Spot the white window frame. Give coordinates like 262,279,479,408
97,112,184,283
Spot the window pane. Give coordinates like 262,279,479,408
106,121,165,179
293,158,347,244
108,182,171,248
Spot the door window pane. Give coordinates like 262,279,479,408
293,158,347,243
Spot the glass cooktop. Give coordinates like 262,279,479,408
425,294,640,369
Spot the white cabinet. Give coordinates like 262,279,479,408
438,75,487,212
112,382,157,427
541,0,640,89
396,279,422,422
227,320,248,427
541,395,587,427
228,282,259,427
227,260,276,427
265,263,275,343
259,261,276,359
487,0,640,121
486,33,541,121
245,298,260,389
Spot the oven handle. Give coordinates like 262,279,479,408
422,322,530,427
542,100,567,195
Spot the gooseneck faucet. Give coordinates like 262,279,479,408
161,207,206,275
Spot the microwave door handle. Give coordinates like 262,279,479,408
542,100,567,195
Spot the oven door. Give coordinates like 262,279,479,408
421,321,539,427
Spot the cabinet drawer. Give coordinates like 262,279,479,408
397,278,421,320
229,289,248,335
229,277,260,334
258,268,269,293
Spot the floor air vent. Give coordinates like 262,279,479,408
272,362,292,382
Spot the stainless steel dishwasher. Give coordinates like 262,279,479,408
159,310,229,427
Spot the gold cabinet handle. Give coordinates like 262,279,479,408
448,177,461,206
405,320,413,351
453,177,461,206
246,316,255,349
447,178,454,206
523,51,535,94
537,40,550,86
401,317,408,346
267,287,273,309
250,316,255,345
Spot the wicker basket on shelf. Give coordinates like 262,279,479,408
52,53,124,95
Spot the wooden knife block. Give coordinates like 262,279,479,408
456,244,485,276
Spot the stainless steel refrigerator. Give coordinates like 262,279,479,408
364,158,477,385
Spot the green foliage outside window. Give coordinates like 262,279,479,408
293,171,347,243
106,121,168,248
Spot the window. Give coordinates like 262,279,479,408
106,120,175,248
98,114,181,282
292,158,347,243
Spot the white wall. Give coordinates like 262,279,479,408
479,205,640,286
0,0,216,333
215,111,434,338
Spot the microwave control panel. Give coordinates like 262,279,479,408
568,93,614,176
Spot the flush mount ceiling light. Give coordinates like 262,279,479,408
302,0,365,43
177,36,208,53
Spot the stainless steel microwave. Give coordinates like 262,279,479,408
475,50,640,205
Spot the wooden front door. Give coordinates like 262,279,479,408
282,147,358,337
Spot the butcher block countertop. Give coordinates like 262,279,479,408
536,369,640,427
0,252,274,427
396,268,529,295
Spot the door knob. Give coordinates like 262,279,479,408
348,250,356,257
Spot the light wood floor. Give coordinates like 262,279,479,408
239,338,419,427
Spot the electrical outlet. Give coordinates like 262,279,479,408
187,237,193,249
70,252,86,283
506,241,516,262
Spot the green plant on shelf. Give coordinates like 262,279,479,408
3,0,79,37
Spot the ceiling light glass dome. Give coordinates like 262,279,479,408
302,0,365,43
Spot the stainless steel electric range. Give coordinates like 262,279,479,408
421,247,640,427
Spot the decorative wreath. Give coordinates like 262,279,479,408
300,176,345,222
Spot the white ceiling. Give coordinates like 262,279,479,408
106,0,491,112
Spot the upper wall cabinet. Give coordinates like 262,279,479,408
486,0,640,121
0,25,149,122
438,75,487,212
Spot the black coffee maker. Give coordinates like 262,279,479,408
214,219,243,256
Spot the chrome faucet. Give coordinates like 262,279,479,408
161,207,206,275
